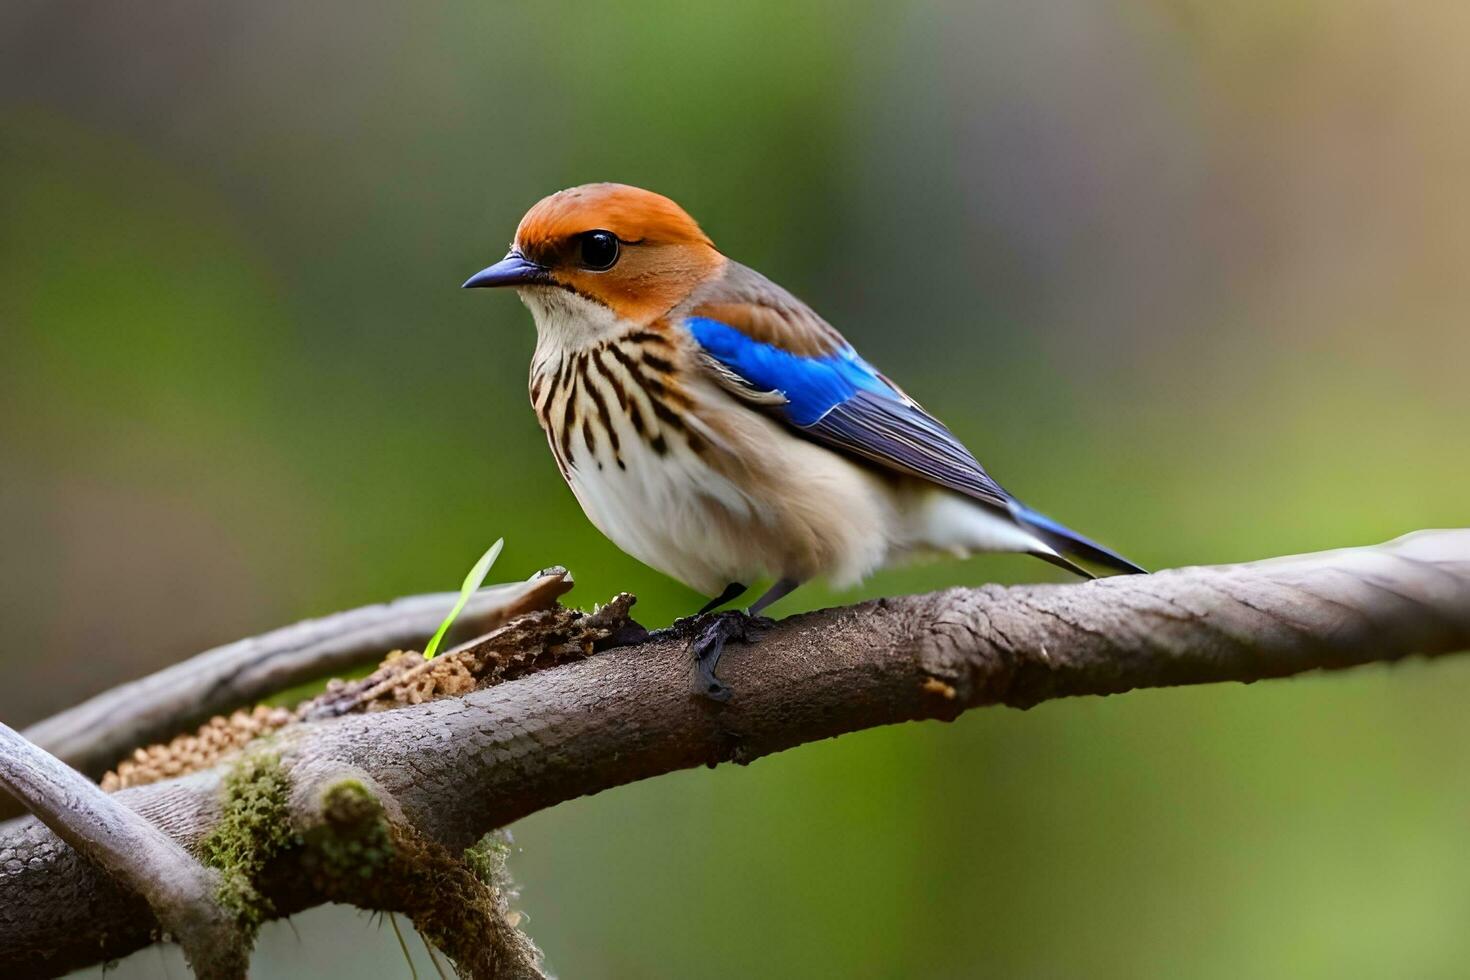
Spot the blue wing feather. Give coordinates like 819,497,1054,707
685,317,890,425
685,315,1013,509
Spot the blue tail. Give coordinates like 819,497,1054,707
1010,503,1147,577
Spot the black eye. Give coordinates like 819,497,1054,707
578,230,620,270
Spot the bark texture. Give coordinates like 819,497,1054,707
0,530,1466,977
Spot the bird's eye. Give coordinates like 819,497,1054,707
578,230,620,271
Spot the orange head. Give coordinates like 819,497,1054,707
463,183,725,324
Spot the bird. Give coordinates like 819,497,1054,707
463,183,1143,699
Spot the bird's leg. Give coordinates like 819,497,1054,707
697,582,748,616
690,578,800,702
747,577,799,618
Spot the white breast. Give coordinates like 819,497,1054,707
520,288,764,593
565,413,769,596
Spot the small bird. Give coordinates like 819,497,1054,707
464,183,1142,698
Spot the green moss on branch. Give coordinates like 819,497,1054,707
196,751,296,936
301,778,395,886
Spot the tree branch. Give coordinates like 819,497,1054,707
1,530,1466,976
21,570,572,780
0,724,245,978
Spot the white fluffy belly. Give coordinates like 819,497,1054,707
561,407,898,597
564,431,761,595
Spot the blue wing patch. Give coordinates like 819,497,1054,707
684,315,1014,510
685,317,890,426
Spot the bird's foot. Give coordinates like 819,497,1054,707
688,610,772,702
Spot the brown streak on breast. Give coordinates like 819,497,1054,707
592,348,630,412
640,351,675,375
531,357,563,431
646,392,686,433
624,329,673,348
573,368,599,462
556,355,581,466
581,357,620,467
601,343,655,448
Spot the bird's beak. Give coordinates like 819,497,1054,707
461,251,550,289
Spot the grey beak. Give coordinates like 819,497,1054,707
461,251,549,289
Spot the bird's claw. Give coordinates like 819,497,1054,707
689,610,770,702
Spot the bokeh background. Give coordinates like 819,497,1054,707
4,1,1469,976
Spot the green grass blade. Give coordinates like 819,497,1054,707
422,538,503,660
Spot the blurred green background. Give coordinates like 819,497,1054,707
4,1,1469,977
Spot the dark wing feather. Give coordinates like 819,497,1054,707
802,389,1012,510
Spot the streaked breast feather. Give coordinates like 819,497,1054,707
530,330,706,474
